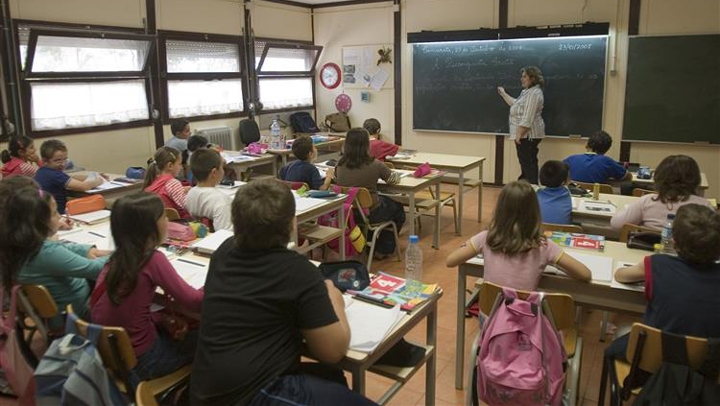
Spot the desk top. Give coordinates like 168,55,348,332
388,152,485,171
71,172,142,197
378,170,444,193
632,172,708,189
572,193,638,219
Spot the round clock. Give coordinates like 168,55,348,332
319,62,341,89
335,93,352,113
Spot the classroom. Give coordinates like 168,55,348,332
0,0,719,405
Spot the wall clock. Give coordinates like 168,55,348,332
319,62,341,89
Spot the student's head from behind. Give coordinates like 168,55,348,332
39,139,68,170
487,180,543,255
586,131,613,155
539,160,569,188
143,146,182,188
338,128,373,169
232,179,295,252
1,135,35,164
190,148,224,184
187,135,210,153
291,135,316,162
653,154,701,204
672,204,720,265
363,118,381,137
170,119,191,139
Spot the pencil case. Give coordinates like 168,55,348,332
319,260,370,292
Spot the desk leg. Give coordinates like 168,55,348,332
477,164,483,223
426,300,438,405
457,171,464,235
433,181,440,249
455,267,467,390
408,193,416,236
352,367,366,395
272,159,278,177
281,154,288,168
339,204,346,260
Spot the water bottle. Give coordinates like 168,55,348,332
270,118,282,150
661,213,676,254
404,235,423,282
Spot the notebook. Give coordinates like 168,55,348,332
191,229,234,255
68,209,111,225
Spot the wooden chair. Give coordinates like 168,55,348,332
541,223,584,233
164,208,180,220
468,281,582,406
16,285,59,351
618,223,659,243
598,323,720,405
631,188,655,197
573,181,615,194
66,305,191,403
277,179,309,191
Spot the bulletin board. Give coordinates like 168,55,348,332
341,44,394,90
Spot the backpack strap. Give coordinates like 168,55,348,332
63,310,103,347
698,338,720,380
661,331,690,365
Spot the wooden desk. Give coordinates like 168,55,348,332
70,173,143,205
388,152,486,235
572,193,638,238
222,151,278,177
631,172,709,196
453,241,647,389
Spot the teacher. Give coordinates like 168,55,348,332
497,66,545,184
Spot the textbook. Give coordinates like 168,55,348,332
544,231,605,252
68,209,111,225
349,272,438,312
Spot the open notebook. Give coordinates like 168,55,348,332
344,296,404,352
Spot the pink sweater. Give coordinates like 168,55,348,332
91,251,203,356
610,194,714,231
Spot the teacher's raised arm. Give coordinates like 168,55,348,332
498,66,545,184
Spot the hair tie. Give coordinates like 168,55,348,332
38,189,44,198
147,158,155,165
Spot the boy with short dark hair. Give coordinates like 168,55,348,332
167,119,191,154
563,130,631,183
185,149,232,231
191,180,372,405
363,118,400,162
537,160,572,225
279,135,333,190
34,139,104,214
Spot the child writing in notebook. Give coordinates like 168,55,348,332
279,135,333,190
91,192,203,389
144,146,190,219
185,148,232,231
1,135,41,177
447,180,591,291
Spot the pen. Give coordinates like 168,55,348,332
88,231,105,238
110,181,126,186
176,258,205,267
353,293,394,308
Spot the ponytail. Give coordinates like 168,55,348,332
1,150,11,164
2,135,33,163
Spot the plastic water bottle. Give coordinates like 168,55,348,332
405,235,423,282
661,213,676,254
270,118,282,150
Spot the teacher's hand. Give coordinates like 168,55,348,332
514,135,523,145
497,86,505,96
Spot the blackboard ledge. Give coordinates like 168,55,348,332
412,128,590,140
623,139,720,147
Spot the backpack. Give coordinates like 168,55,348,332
290,112,320,134
34,312,127,405
477,288,566,406
324,112,351,132
317,186,366,256
0,286,36,406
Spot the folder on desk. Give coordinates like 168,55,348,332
191,229,234,255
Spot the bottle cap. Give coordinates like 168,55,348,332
653,243,664,252
409,235,419,243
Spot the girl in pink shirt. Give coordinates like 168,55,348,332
1,135,41,178
144,146,190,218
91,192,202,388
447,181,591,291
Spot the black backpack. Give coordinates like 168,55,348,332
290,112,320,133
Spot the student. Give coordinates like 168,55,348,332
190,180,372,405
363,118,399,162
185,134,210,184
91,192,203,388
1,135,41,177
279,135,333,190
166,119,191,156
537,160,572,225
610,155,713,230
563,131,631,184
335,128,404,258
34,139,104,214
447,181,591,291
185,149,232,231
144,146,190,219
607,204,720,363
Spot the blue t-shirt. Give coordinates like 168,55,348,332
537,186,572,225
35,166,71,214
563,153,627,184
279,160,323,190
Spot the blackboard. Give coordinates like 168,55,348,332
623,34,720,144
412,36,607,136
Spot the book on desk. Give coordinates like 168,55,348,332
544,231,606,251
348,272,439,312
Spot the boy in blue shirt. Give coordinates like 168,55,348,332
537,160,572,225
279,135,333,190
563,131,631,184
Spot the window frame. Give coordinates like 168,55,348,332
256,42,323,76
158,30,248,122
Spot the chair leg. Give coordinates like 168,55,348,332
391,222,402,262
598,355,609,406
600,311,609,342
367,228,382,271
452,200,459,234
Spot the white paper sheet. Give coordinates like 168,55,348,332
294,196,327,213
170,258,208,289
69,209,111,224
345,299,404,352
191,229,234,254
578,200,617,214
563,251,614,282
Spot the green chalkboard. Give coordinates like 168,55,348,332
623,34,720,144
412,36,607,136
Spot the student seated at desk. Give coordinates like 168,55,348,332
185,149,232,231
279,135,333,190
610,155,714,231
34,139,105,215
537,160,572,225
91,193,203,389
144,146,191,219
190,180,373,405
363,118,399,162
335,128,404,259
607,204,720,372
563,131,631,184
1,135,41,178
447,181,591,292
185,134,209,184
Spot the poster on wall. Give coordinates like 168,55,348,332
342,44,393,90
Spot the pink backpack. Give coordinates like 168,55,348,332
477,288,566,406
318,186,367,256
0,286,36,405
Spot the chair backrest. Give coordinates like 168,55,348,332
239,119,260,146
164,207,180,220
541,223,584,234
383,161,395,169
619,223,659,243
278,179,308,191
573,180,614,194
334,185,374,210
19,285,58,319
135,381,158,406
632,188,655,197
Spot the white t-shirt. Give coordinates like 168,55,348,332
185,187,233,231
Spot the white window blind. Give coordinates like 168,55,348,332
30,35,150,73
166,39,240,73
259,78,313,110
168,79,244,118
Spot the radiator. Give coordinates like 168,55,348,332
196,126,238,150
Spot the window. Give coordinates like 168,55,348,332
160,33,246,120
255,40,322,111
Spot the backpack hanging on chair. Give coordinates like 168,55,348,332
0,286,36,406
318,186,366,255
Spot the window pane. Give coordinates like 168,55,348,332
168,79,244,118
166,39,240,73
18,26,30,70
259,77,313,110
31,35,150,72
30,80,149,130
258,45,319,73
